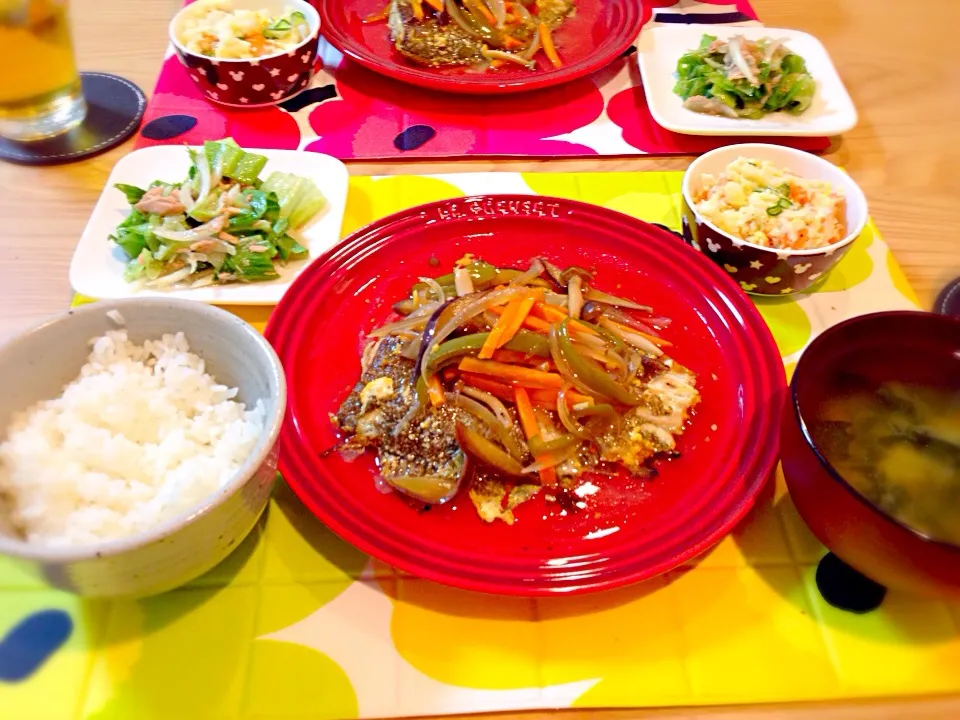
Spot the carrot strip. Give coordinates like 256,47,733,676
604,319,673,347
496,295,538,348
362,2,390,22
479,298,521,359
427,374,445,406
458,357,563,389
460,374,516,402
532,301,567,323
515,388,557,486
539,23,562,68
530,303,601,337
424,0,444,10
502,36,524,50
489,303,551,333
461,373,593,410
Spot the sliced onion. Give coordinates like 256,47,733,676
597,317,663,357
571,329,608,352
485,0,506,27
224,183,242,205
446,392,526,459
557,385,591,439
154,215,226,242
368,313,431,338
521,28,541,61
482,47,535,69
508,257,545,287
189,239,236,256
145,265,193,288
594,305,662,337
522,443,579,474
574,340,629,382
189,271,216,288
460,385,512,427
178,182,195,214
418,276,446,303
568,275,584,319
400,336,422,360
446,0,482,38
729,36,759,86
583,286,652,312
511,2,533,21
454,267,475,296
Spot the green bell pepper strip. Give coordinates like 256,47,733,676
424,330,549,374
455,422,525,477
527,433,579,457
411,261,499,298
555,319,641,406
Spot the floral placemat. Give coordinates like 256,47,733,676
6,171,958,720
135,0,830,159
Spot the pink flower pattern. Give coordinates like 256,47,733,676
305,61,605,157
135,1,827,159
136,55,301,150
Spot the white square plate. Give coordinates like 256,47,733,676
69,145,349,304
637,25,857,137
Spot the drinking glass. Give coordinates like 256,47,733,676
0,0,86,141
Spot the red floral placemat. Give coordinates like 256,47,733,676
137,0,829,158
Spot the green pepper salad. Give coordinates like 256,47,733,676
110,139,325,288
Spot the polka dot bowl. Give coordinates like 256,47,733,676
681,143,869,297
169,0,321,108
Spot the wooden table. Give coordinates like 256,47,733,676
0,0,957,718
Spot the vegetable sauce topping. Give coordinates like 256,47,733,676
332,255,700,524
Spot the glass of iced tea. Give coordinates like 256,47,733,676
0,0,85,141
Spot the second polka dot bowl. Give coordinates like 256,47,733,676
169,0,321,108
681,144,869,297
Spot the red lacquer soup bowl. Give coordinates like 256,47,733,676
781,311,960,598
317,0,643,94
266,195,786,595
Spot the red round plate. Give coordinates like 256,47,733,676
317,0,643,94
266,196,785,595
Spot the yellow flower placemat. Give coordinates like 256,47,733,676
4,171,956,720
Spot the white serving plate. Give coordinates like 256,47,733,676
69,145,348,305
637,25,857,137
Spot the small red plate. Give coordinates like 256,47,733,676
266,196,785,595
317,0,643,94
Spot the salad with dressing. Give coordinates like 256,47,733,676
674,33,815,119
110,139,325,289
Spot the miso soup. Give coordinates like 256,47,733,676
810,379,960,546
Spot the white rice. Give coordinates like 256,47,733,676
0,330,265,547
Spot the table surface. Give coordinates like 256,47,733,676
0,0,958,718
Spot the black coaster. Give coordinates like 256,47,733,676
934,277,960,317
815,552,887,613
0,72,145,166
